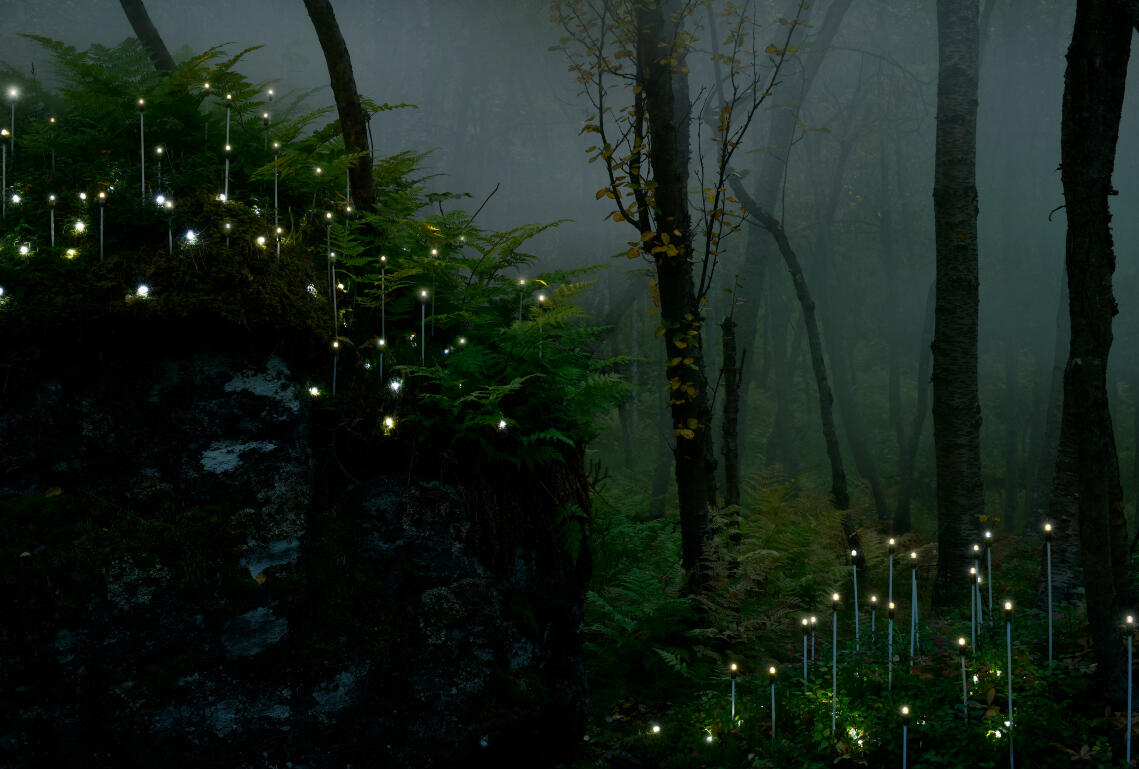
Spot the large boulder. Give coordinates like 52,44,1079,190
0,352,588,767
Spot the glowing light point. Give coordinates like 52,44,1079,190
705,734,714,744
431,248,438,256
256,236,267,246
73,221,86,233
497,419,508,431
306,284,317,295
155,195,166,206
308,386,320,397
65,248,77,259
217,193,227,203
18,244,29,255
377,338,386,349
8,87,17,99
382,415,396,434
850,549,857,558
315,166,323,175
164,200,173,211
457,337,467,346
10,194,18,204
185,230,197,243
79,192,87,201
337,282,345,291
650,724,660,734
135,284,149,298
388,379,402,394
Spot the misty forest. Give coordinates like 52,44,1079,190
3,0,1139,767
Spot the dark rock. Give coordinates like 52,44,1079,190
0,351,589,768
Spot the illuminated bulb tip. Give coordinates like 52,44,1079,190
308,386,320,396
457,337,466,345
49,195,55,202
1044,523,1053,532
98,192,105,200
985,530,992,538
832,593,840,603
888,602,895,611
901,706,909,716
850,549,857,558
74,221,85,232
156,195,166,205
165,201,173,210
65,249,76,259
273,141,280,150
870,595,877,603
262,112,269,119
10,194,18,204
910,551,917,559
730,663,737,671
325,212,332,220
705,735,714,744
1004,601,1013,611
958,637,966,646
970,567,976,575
136,284,149,297
801,618,808,626
226,93,232,101
315,167,322,174
431,248,438,255
768,666,776,675
79,192,87,200
276,227,283,235
651,725,660,734
1128,616,1135,625
256,236,266,245
18,244,29,255
331,341,339,350
497,419,507,431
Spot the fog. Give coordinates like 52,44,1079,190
5,0,1139,532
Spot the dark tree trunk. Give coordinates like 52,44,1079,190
1057,0,1132,701
303,0,377,211
721,315,742,513
1002,343,1019,532
118,0,176,72
930,0,983,610
895,282,936,534
731,183,849,511
1027,271,1068,531
635,0,717,590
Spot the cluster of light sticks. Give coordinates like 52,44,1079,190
0,88,543,410
666,525,1137,768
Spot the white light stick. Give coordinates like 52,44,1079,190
224,143,231,201
1,128,7,219
155,146,163,189
518,278,526,321
1127,615,1134,765
851,550,860,648
419,289,429,365
1005,601,1014,769
729,662,737,721
330,249,339,394
969,567,977,648
984,530,994,615
1044,522,1054,663
831,593,839,735
888,602,895,690
98,192,105,261
910,552,918,667
49,116,55,173
810,616,817,663
273,142,280,260
958,637,968,722
768,666,776,738
901,706,910,769
265,88,273,151
801,618,808,684
870,595,878,647
888,538,896,606
8,87,16,158
972,543,983,625
48,194,55,246
138,99,145,202
380,254,387,380
165,199,173,254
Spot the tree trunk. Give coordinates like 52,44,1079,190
118,0,176,72
895,282,936,534
721,315,742,513
1027,270,1068,531
731,183,849,511
635,0,718,590
303,0,377,211
1057,0,1132,701
1002,343,1019,532
930,0,983,610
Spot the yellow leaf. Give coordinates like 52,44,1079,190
686,418,699,430
655,326,667,338
674,428,696,439
674,338,688,349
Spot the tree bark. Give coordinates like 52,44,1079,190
895,282,936,534
721,315,742,513
1056,0,1132,701
930,0,983,610
118,0,176,72
303,0,377,211
731,181,849,511
635,0,718,590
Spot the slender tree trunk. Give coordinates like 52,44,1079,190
731,184,849,510
119,0,176,72
1057,0,1132,701
1003,344,1019,532
635,0,717,589
930,0,983,610
895,282,936,534
303,0,377,211
721,315,742,513
1027,272,1068,531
